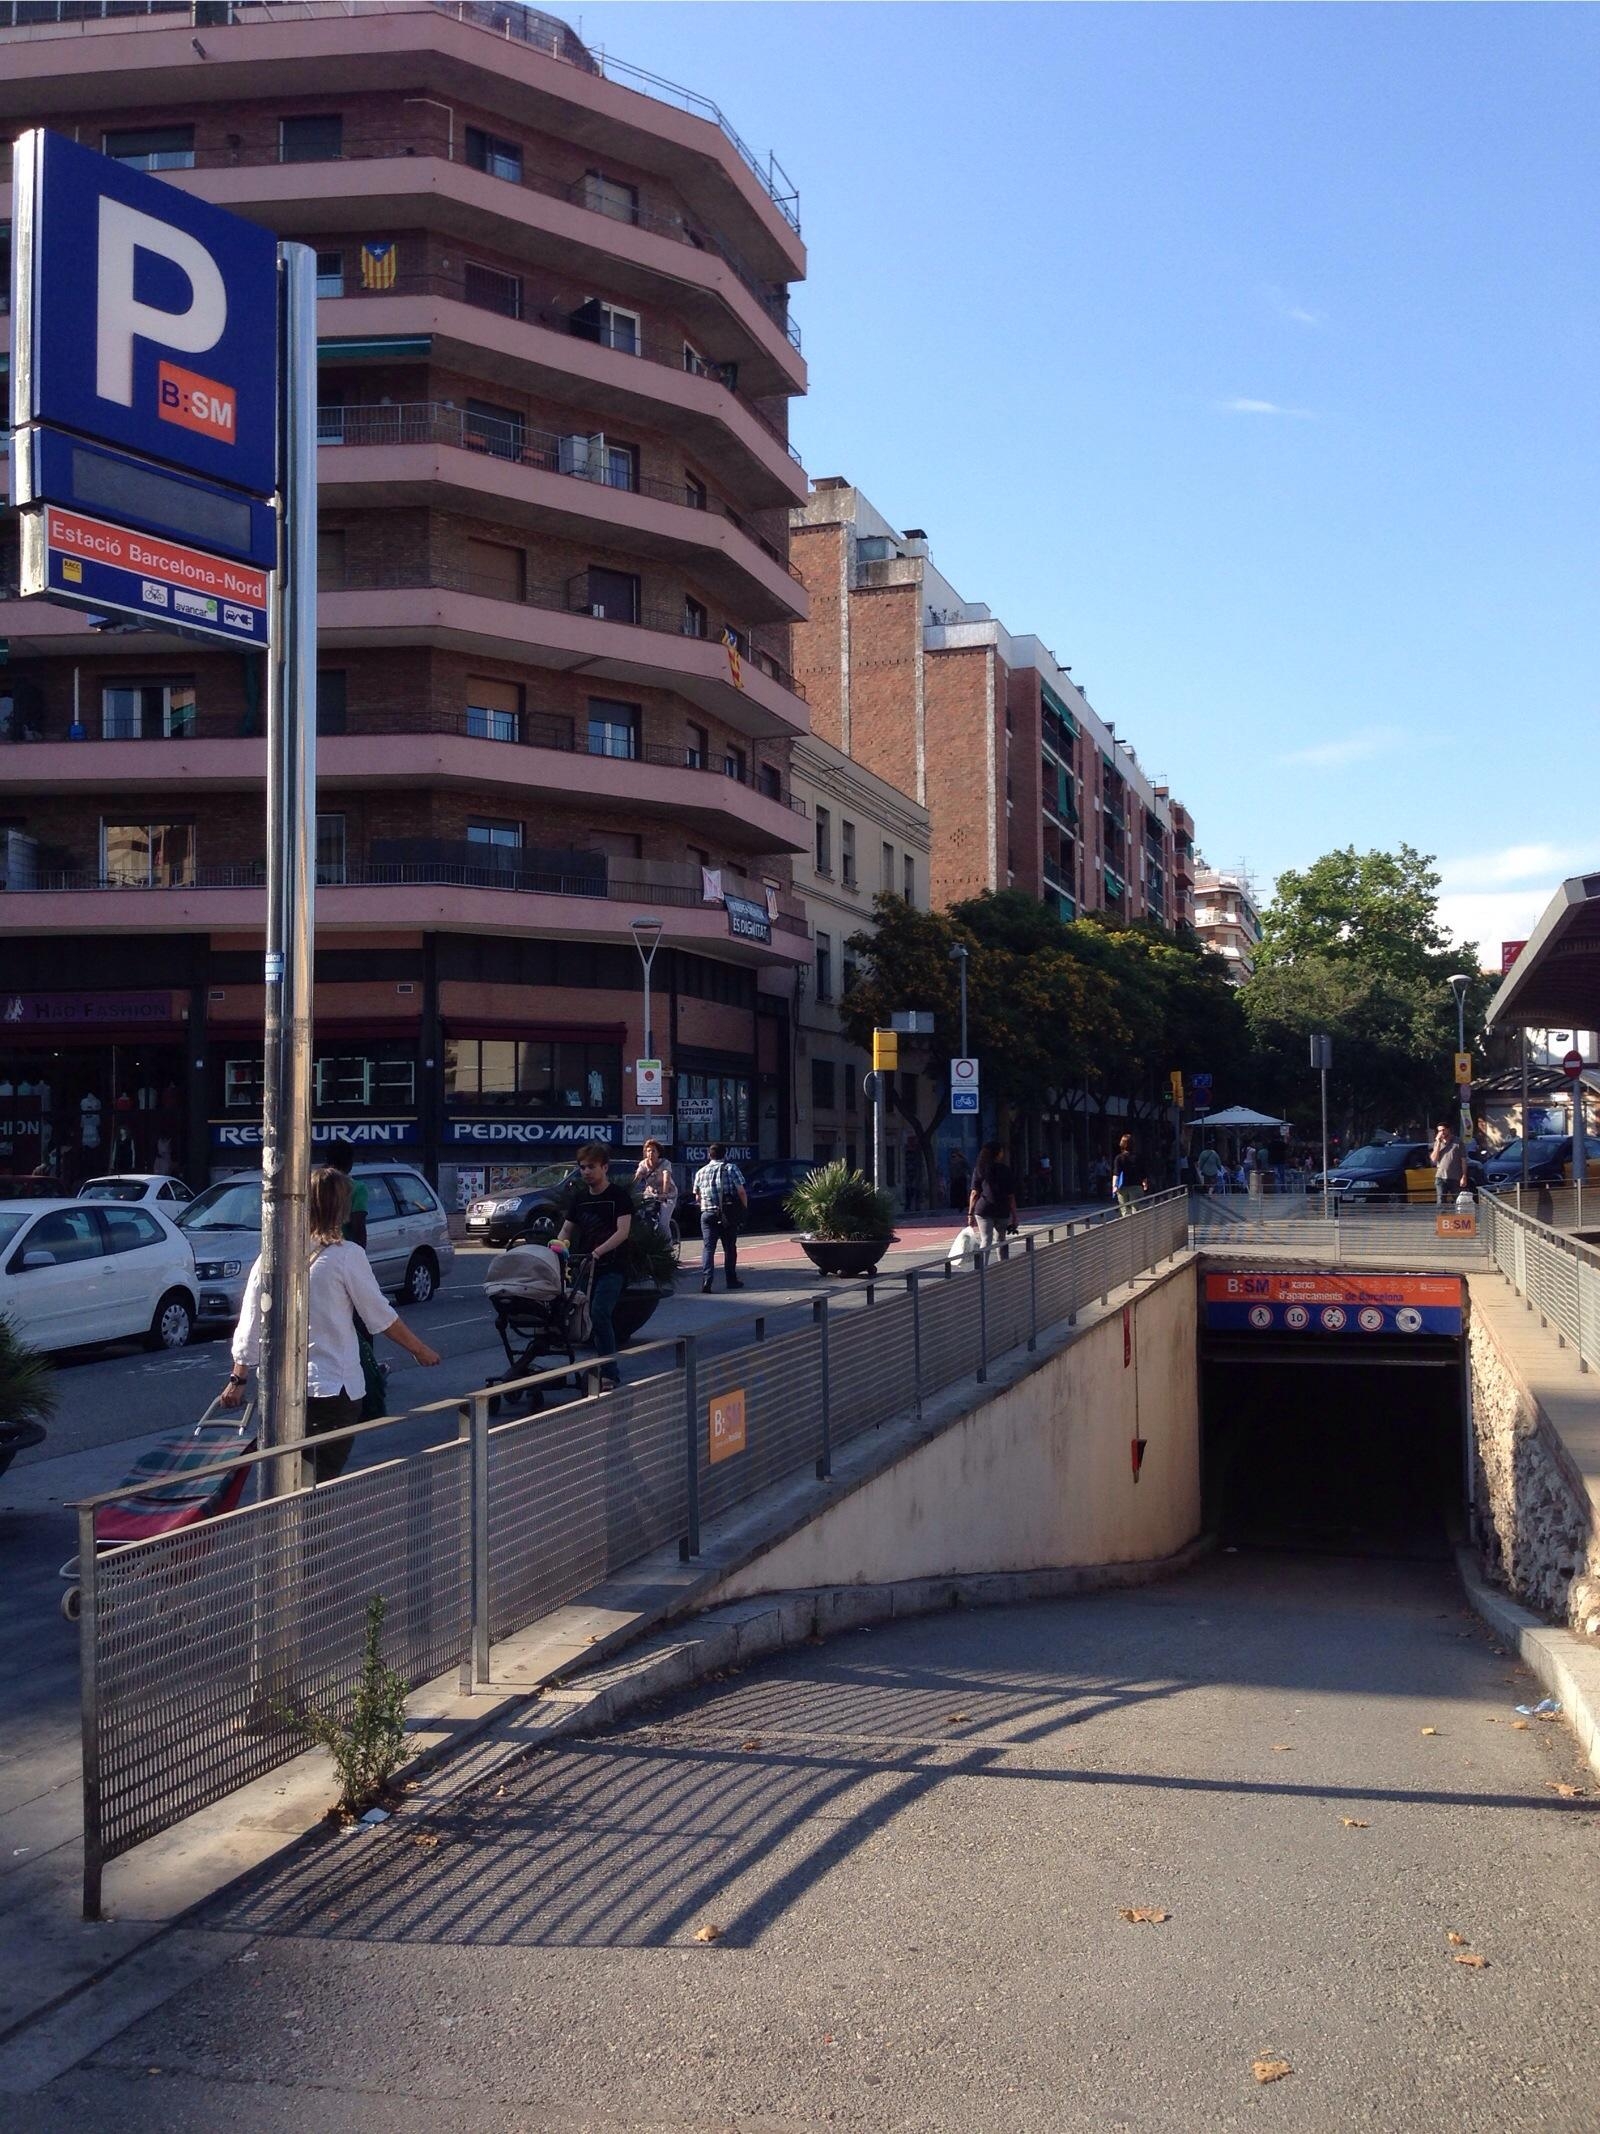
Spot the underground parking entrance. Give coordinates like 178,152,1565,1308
1200,1267,1467,1559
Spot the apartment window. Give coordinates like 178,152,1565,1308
465,676,522,744
101,679,195,740
841,819,857,888
815,932,833,1003
581,169,639,224
903,853,916,904
465,538,526,602
686,724,709,770
102,821,194,887
316,527,346,589
759,763,782,802
682,596,708,640
315,813,347,885
685,472,708,511
586,698,639,761
811,1058,836,1112
722,745,747,784
466,819,522,848
464,399,525,460
279,114,343,163
585,828,642,861
842,951,859,995
463,260,522,320
683,341,711,377
600,440,638,491
569,297,639,354
815,805,832,876
881,840,895,894
464,125,522,183
103,125,193,171
584,567,640,624
316,670,348,736
315,249,344,299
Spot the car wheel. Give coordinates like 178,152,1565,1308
401,1249,438,1305
146,1289,194,1352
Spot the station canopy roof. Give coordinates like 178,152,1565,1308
1486,874,1600,1032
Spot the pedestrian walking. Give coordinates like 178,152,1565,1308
631,1137,678,1238
968,1141,1017,1253
693,1142,747,1292
1430,1120,1467,1206
1196,1145,1222,1194
1113,1134,1139,1216
553,1143,635,1388
221,1166,441,1481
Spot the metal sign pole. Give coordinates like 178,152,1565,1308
1320,1065,1329,1220
257,243,318,1495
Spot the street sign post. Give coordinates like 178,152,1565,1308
1563,1049,1584,1079
1309,1035,1333,1216
950,1056,980,1114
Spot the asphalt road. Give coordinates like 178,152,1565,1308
18,1552,1600,2132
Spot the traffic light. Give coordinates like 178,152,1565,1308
872,1028,899,1073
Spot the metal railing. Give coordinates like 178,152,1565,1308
1481,1191,1600,1368
71,1190,1187,1913
1188,1189,1493,1268
318,402,804,582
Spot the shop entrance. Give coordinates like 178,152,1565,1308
0,1041,189,1185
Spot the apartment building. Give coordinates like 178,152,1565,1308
788,735,931,1178
0,0,811,1189
791,480,1191,930
1192,862,1261,981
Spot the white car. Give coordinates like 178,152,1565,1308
180,1162,455,1325
0,1198,197,1354
78,1173,195,1210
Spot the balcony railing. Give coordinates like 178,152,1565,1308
319,270,803,463
320,556,808,702
17,851,812,936
317,402,802,581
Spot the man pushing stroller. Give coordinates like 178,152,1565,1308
552,1143,633,1389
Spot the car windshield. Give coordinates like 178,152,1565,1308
524,1163,582,1192
179,1180,263,1231
0,1211,26,1254
78,1180,145,1201
1490,1138,1566,1164
1338,1146,1406,1174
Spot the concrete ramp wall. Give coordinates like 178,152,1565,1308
708,1258,1200,1601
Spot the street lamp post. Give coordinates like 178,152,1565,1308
630,917,664,1116
948,941,971,1181
1448,972,1472,1155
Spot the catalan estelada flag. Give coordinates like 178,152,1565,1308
360,241,397,290
721,626,743,690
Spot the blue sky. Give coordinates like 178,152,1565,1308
575,2,1598,957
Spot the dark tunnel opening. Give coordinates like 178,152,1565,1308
1201,1348,1466,1559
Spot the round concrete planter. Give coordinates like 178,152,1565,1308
798,1235,898,1279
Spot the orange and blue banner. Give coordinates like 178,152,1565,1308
1204,1271,1462,1336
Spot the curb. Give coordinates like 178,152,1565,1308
1456,1546,1600,1779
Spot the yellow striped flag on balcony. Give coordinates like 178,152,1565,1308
360,242,398,290
720,626,743,690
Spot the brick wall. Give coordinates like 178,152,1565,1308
924,645,998,907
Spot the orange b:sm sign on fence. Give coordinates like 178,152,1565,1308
709,1388,747,1464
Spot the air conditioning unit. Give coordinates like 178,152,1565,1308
559,432,608,480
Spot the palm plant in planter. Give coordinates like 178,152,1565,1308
785,1160,898,1277
614,1209,677,1341
0,1315,56,1480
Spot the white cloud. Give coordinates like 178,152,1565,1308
1278,725,1399,769
1437,842,1585,889
1219,396,1315,418
1436,888,1560,963
1286,305,1324,327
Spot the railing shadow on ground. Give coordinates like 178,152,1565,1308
72,1193,1191,1914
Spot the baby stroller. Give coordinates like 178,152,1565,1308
58,1397,255,1622
483,1242,581,1414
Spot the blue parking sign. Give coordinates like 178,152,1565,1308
13,130,278,497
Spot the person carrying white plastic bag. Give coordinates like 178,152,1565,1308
947,1222,981,1271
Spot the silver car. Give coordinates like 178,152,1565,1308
180,1162,455,1325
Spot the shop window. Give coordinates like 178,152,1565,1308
586,698,639,761
315,814,346,886
676,1071,752,1147
102,679,196,740
311,1050,416,1110
463,399,525,460
103,124,193,171
316,669,348,735
224,1057,264,1111
279,113,343,163
465,125,522,183
463,260,522,320
465,538,526,602
315,250,345,300
444,1037,620,1113
581,169,639,225
811,1058,836,1111
101,821,194,888
465,676,522,743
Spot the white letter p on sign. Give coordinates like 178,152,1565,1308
96,196,227,407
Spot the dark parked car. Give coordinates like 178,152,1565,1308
1482,1137,1576,1191
464,1160,639,1248
684,1157,820,1233
1314,1140,1432,1204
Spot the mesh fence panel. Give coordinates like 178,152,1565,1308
829,1293,918,1449
96,1439,468,1861
983,1250,1033,1357
1034,1233,1077,1327
918,1265,983,1393
698,1326,825,1520
488,1374,687,1641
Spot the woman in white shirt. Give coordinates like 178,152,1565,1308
631,1137,678,1237
220,1167,441,1482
